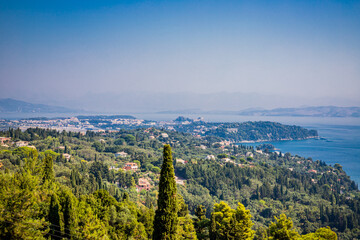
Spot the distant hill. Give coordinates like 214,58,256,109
238,106,360,117
0,98,78,113
157,106,360,118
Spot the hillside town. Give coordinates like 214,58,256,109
0,115,318,144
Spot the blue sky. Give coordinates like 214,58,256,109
0,0,359,111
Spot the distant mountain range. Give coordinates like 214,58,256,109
238,106,360,117
158,106,360,118
1,98,359,118
0,98,79,113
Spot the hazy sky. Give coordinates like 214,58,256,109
0,0,360,111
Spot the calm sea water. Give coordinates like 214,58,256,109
239,124,360,185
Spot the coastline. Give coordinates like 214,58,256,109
237,135,319,144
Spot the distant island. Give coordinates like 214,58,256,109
158,106,360,118
237,106,360,117
172,117,318,142
0,98,79,113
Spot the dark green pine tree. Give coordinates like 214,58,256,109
62,191,75,238
195,205,206,221
43,155,54,183
70,169,76,188
153,144,178,240
48,194,61,240
195,205,210,240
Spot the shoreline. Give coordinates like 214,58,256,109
237,135,319,144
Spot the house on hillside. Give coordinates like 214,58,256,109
227,128,238,133
15,141,29,147
175,176,185,185
176,159,187,164
109,166,120,171
0,137,11,145
115,151,128,158
206,155,215,160
137,178,152,191
196,145,207,150
161,133,169,138
123,162,138,171
220,158,232,163
63,153,71,161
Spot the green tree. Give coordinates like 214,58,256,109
42,155,54,182
125,134,136,146
48,194,61,240
210,201,254,240
75,200,108,239
153,144,178,240
178,194,189,217
0,171,48,239
92,141,105,152
217,153,228,159
62,190,75,238
139,206,155,239
195,205,206,221
268,214,299,240
254,226,268,240
177,195,197,239
194,205,210,240
233,202,255,239
177,215,198,240
301,227,337,240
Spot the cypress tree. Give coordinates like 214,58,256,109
48,194,61,240
43,155,54,183
62,191,74,238
153,144,178,240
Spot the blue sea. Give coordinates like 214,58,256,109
239,124,360,185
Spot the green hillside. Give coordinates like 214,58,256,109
0,127,358,239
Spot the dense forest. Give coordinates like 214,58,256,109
172,119,318,142
0,127,358,239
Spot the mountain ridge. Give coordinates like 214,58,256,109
0,98,80,113
157,106,360,117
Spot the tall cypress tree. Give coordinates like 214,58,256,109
153,144,178,240
43,155,54,183
62,191,75,238
48,194,61,240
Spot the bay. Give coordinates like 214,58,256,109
240,124,360,185
136,113,360,185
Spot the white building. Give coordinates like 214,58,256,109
115,151,128,158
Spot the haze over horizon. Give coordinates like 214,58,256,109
1,0,360,112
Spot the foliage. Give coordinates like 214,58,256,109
301,226,337,240
0,128,355,239
210,201,254,240
153,145,178,240
268,214,300,240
